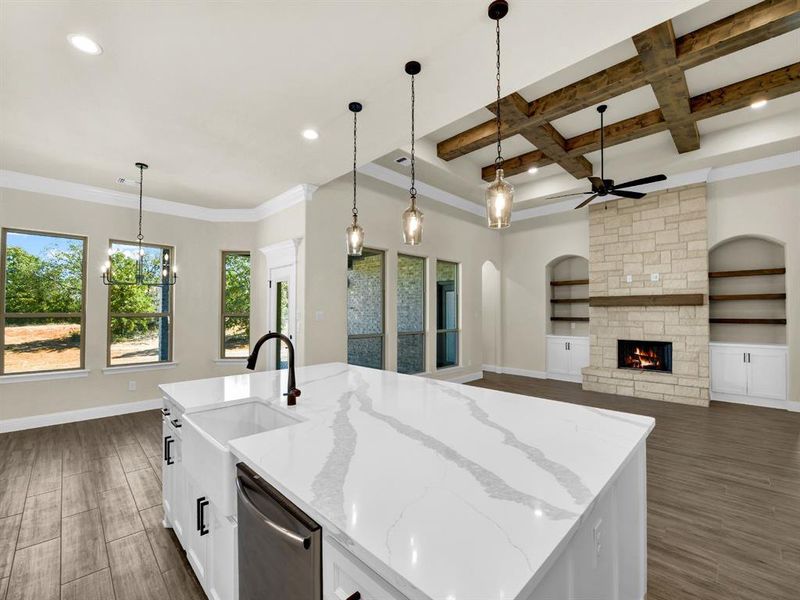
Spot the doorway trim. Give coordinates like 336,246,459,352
260,238,302,368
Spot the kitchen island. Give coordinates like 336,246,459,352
159,363,654,600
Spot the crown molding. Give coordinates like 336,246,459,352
0,169,316,223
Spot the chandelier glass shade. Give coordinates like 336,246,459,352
402,60,424,245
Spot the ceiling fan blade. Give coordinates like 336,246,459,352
574,194,598,209
547,192,588,200
588,176,604,191
613,174,667,190
613,189,646,200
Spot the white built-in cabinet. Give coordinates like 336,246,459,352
546,336,590,383
161,400,237,600
709,343,787,408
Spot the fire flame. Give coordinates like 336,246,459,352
624,346,662,370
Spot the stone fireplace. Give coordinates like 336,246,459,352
582,184,710,406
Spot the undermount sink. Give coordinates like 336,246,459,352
183,401,301,515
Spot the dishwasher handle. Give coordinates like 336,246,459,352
235,476,312,549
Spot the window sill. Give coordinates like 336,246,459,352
0,369,91,384
102,362,179,375
212,358,248,365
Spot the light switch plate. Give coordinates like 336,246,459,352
128,380,136,391
626,274,633,283
651,273,660,282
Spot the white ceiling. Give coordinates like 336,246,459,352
0,0,706,209
412,0,800,211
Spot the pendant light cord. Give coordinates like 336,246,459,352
352,110,359,220
410,72,416,203
495,17,503,168
600,108,605,181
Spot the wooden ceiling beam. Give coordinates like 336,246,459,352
634,21,700,153
440,0,800,162
676,0,800,70
486,95,593,179
482,62,800,180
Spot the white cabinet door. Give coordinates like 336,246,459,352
161,417,174,521
207,505,236,600
747,348,787,401
547,338,570,376
184,476,208,586
710,346,748,396
569,338,590,376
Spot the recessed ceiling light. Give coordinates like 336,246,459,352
68,34,102,55
527,167,539,175
301,129,319,140
750,99,767,109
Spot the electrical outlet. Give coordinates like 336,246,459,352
315,310,324,321
626,274,632,283
651,272,660,282
128,380,136,392
593,519,603,567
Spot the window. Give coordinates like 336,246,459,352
274,279,289,369
1,229,87,375
397,254,425,374
221,251,251,359
347,249,384,369
107,240,174,366
436,260,459,368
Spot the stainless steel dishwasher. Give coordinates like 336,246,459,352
236,463,322,599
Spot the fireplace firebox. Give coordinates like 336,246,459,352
618,340,672,372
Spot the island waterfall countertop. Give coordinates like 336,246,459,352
160,363,654,600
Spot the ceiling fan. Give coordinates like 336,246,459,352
548,104,667,209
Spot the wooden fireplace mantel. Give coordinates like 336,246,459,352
589,294,705,307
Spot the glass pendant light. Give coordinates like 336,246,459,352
402,61,424,245
485,0,513,229
102,162,178,287
346,102,365,256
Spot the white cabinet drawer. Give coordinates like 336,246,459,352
324,537,405,600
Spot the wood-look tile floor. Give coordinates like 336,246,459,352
469,374,800,600
0,410,203,600
1,378,798,600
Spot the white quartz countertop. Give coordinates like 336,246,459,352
160,363,654,600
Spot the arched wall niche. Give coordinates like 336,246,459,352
547,254,589,337
709,235,787,345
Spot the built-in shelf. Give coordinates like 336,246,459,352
550,298,589,304
708,268,785,279
709,293,786,301
550,317,590,322
550,279,589,287
709,318,787,325
589,293,704,307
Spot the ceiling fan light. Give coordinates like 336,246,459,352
402,200,424,245
485,168,513,229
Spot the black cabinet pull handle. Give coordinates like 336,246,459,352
196,497,203,531
346,593,361,600
171,418,182,428
161,407,170,416
164,437,174,465
199,498,210,536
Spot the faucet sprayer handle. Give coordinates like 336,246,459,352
284,388,301,406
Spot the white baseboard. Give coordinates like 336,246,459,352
710,391,792,412
0,398,162,433
481,364,502,373
497,366,547,380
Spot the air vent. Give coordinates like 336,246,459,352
394,156,411,167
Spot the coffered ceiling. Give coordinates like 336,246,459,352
0,1,706,209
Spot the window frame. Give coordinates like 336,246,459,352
1,227,88,376
435,259,460,370
220,250,251,360
396,253,426,375
106,238,175,368
347,247,386,370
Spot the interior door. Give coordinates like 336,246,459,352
747,348,787,401
267,265,293,370
709,346,748,396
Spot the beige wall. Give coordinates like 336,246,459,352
303,175,502,379
0,187,259,420
706,166,800,406
500,210,589,375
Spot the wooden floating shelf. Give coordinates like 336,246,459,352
550,298,589,304
708,268,785,279
709,293,787,302
589,293,704,307
550,279,589,287
550,317,590,322
710,318,787,325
